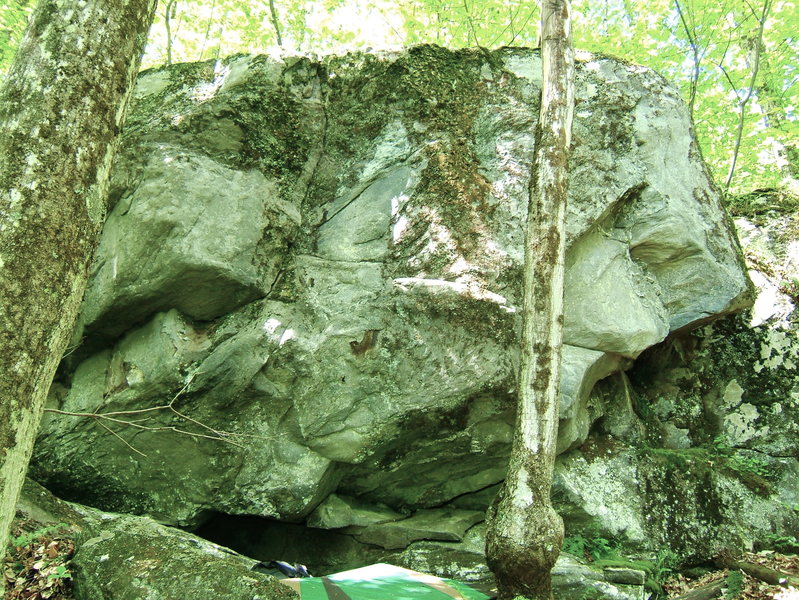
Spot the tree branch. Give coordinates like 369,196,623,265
671,580,724,600
44,372,254,456
462,0,481,47
674,0,700,115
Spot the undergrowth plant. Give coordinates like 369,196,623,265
4,522,74,600
562,532,619,562
724,570,745,599
762,534,799,554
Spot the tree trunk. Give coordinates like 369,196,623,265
723,0,771,190
268,0,284,48
714,555,799,587
0,0,157,566
673,0,699,118
484,1,574,599
165,0,178,65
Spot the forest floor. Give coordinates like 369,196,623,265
663,550,799,600
4,518,799,600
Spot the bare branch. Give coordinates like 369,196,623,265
717,61,740,100
45,407,248,449
372,5,404,43
198,0,217,61
97,421,147,458
61,337,85,359
674,0,700,115
488,4,522,47
43,372,252,453
724,0,772,189
509,7,538,46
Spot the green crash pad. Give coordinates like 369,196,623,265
278,563,491,600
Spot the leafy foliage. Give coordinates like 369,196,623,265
652,548,680,583
710,436,775,478
563,533,681,599
760,534,799,554
563,531,619,561
0,0,34,77
2,0,797,195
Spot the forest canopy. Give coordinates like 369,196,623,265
1,0,797,195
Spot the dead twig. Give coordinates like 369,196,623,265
44,371,253,456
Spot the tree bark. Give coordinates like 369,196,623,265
484,1,574,599
0,0,157,566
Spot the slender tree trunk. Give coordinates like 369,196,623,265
198,0,217,60
0,0,157,566
268,0,284,48
463,0,480,46
674,0,699,117
724,0,771,190
484,1,574,599
165,0,178,65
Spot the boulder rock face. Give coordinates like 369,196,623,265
548,210,799,560
33,46,750,542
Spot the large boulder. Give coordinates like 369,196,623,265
198,516,648,600
12,480,296,600
33,47,750,533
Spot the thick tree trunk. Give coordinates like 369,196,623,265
484,1,574,599
0,0,157,565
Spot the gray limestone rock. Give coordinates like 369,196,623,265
194,515,648,600
552,440,799,560
70,511,296,600
33,47,750,531
552,554,648,600
622,310,799,462
77,150,300,343
349,508,484,550
735,215,798,327
397,524,493,584
307,494,404,529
